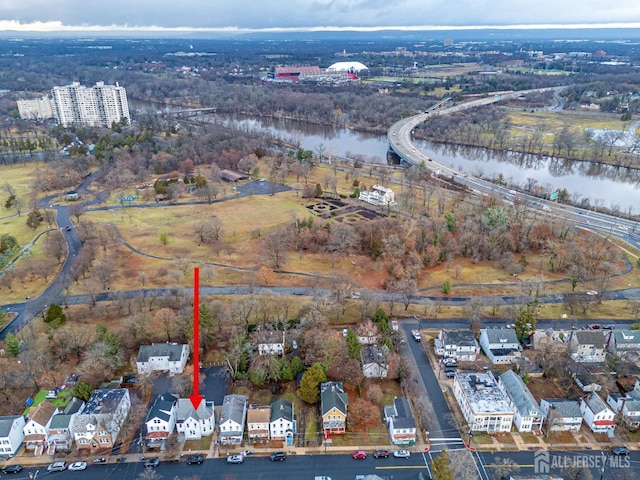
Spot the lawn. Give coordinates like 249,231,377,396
183,436,212,452
507,110,627,132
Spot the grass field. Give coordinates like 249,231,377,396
507,110,629,132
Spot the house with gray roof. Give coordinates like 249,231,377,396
176,398,215,441
361,345,388,378
540,398,583,432
321,382,348,436
435,329,480,362
270,399,295,442
479,328,521,364
145,393,178,450
219,394,247,445
580,392,616,434
383,397,416,445
72,388,131,453
0,416,25,458
136,343,190,375
569,330,607,363
607,391,640,429
608,330,640,359
498,370,544,433
46,398,84,454
23,400,58,456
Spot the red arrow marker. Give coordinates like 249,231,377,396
189,267,204,410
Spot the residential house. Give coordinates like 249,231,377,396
219,394,247,445
571,364,603,392
569,330,607,363
607,393,640,429
144,393,178,450
497,370,545,433
580,392,616,434
258,342,284,356
356,320,380,345
247,406,270,442
46,398,84,454
539,398,583,432
23,400,58,455
359,185,395,207
435,329,480,362
383,397,417,446
479,328,521,365
175,398,215,441
72,389,131,452
136,343,190,375
531,329,567,351
269,399,295,443
361,346,388,378
0,416,26,457
608,330,640,359
252,327,285,356
453,372,514,433
321,382,348,436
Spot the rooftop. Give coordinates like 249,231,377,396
542,398,582,419
386,397,415,430
456,372,513,414
583,392,611,415
82,389,128,415
220,394,247,426
176,398,213,422
247,406,270,424
442,329,477,347
482,328,519,345
498,371,544,418
573,330,606,348
270,399,293,423
137,343,187,362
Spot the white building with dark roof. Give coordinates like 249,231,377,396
539,398,583,432
383,397,417,446
0,416,26,458
453,372,514,433
270,399,295,442
219,394,247,445
479,328,521,364
580,392,616,434
497,371,544,433
359,185,396,207
136,343,190,375
361,345,388,378
435,329,480,361
175,398,215,441
145,393,178,450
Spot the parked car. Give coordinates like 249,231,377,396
93,457,106,463
603,325,615,330
186,455,203,465
342,328,348,337
373,449,389,458
445,370,456,378
227,455,244,464
47,462,67,472
1,465,23,474
588,323,601,330
68,462,87,471
612,446,629,456
393,450,411,458
411,330,421,342
443,359,458,367
352,450,367,459
144,458,160,468
586,291,598,296
269,452,286,462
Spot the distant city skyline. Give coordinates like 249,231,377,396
0,0,640,34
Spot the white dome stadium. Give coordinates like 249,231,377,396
326,61,369,73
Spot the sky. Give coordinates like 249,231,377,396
0,0,640,33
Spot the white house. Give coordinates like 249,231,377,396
23,401,58,455
219,394,247,445
479,328,521,365
607,393,640,429
247,406,270,442
580,392,616,434
569,330,607,363
145,393,178,450
136,343,190,375
175,398,215,440
258,343,284,356
498,370,545,433
608,330,640,359
453,372,514,433
435,329,480,362
356,320,380,346
72,389,131,453
383,397,417,446
361,346,388,378
359,185,396,207
0,416,26,457
270,399,295,443
540,398,583,432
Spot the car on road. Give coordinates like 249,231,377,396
586,290,598,296
227,455,244,464
1,465,23,474
443,359,458,368
65,226,71,231
186,455,203,465
47,462,67,472
343,328,348,337
269,452,286,462
612,446,629,456
68,462,87,471
373,449,389,458
588,323,601,330
393,450,411,458
352,450,367,459
411,330,421,342
603,325,615,330
144,458,160,467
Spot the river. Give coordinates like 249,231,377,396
134,101,640,211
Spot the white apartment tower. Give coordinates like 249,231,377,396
19,81,130,128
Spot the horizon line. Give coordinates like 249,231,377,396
1,20,640,35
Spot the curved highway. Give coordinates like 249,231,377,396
387,89,640,249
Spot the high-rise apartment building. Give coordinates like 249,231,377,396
18,81,130,128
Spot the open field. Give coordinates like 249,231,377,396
507,110,630,132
